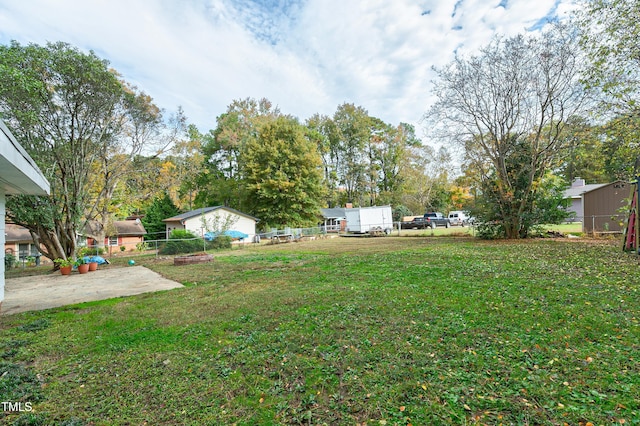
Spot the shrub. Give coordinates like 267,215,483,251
77,247,105,257
159,230,203,255
158,230,233,255
475,221,506,240
4,252,16,269
208,235,232,250
136,242,151,251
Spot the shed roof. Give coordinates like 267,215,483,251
163,206,258,222
563,183,608,199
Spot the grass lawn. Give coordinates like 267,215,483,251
1,236,638,425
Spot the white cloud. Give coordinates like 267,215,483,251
0,0,579,137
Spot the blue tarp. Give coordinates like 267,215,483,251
204,230,248,241
83,255,109,265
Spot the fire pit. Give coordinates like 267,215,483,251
174,253,214,266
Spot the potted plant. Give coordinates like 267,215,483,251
54,258,73,275
75,257,90,274
88,258,99,271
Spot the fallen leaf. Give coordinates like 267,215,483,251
463,404,471,411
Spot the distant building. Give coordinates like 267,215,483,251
163,206,257,242
83,220,147,250
582,181,629,233
320,208,347,232
4,223,43,263
563,178,607,220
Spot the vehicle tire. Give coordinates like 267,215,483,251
446,222,450,228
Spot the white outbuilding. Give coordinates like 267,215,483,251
163,206,258,242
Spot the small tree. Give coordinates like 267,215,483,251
141,193,181,240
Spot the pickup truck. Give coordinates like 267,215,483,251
402,216,429,229
423,212,451,228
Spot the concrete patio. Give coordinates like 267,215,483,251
1,265,183,316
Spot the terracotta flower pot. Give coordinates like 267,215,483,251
88,262,98,271
60,265,72,275
77,263,90,274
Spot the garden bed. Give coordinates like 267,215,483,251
173,253,214,266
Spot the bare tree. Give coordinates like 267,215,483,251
425,25,586,238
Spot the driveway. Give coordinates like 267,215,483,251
2,266,183,316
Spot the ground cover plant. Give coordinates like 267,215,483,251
1,237,638,425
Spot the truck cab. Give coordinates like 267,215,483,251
423,212,451,228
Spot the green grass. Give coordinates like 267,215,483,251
1,237,638,425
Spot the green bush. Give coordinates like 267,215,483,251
475,221,506,240
159,230,203,255
5,252,16,269
77,247,105,257
208,235,232,250
136,242,151,251
158,230,232,255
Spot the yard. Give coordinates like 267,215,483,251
1,236,638,425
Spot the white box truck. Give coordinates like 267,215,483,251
344,205,393,234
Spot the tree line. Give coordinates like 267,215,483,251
0,0,638,264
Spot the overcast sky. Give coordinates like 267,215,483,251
0,0,577,138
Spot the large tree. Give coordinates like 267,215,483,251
0,41,164,261
426,25,586,238
330,103,371,206
576,0,640,116
575,0,640,181
400,145,453,214
196,98,280,210
241,116,325,228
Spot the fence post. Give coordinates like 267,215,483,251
592,215,596,237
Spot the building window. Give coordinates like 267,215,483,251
18,243,29,259
108,236,118,246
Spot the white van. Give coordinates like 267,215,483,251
447,211,469,226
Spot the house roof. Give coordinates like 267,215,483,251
563,183,608,199
163,206,258,223
321,208,347,219
4,223,33,243
582,180,628,195
0,119,50,196
83,220,147,237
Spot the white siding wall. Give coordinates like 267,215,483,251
183,208,256,240
165,222,185,239
1,191,5,305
